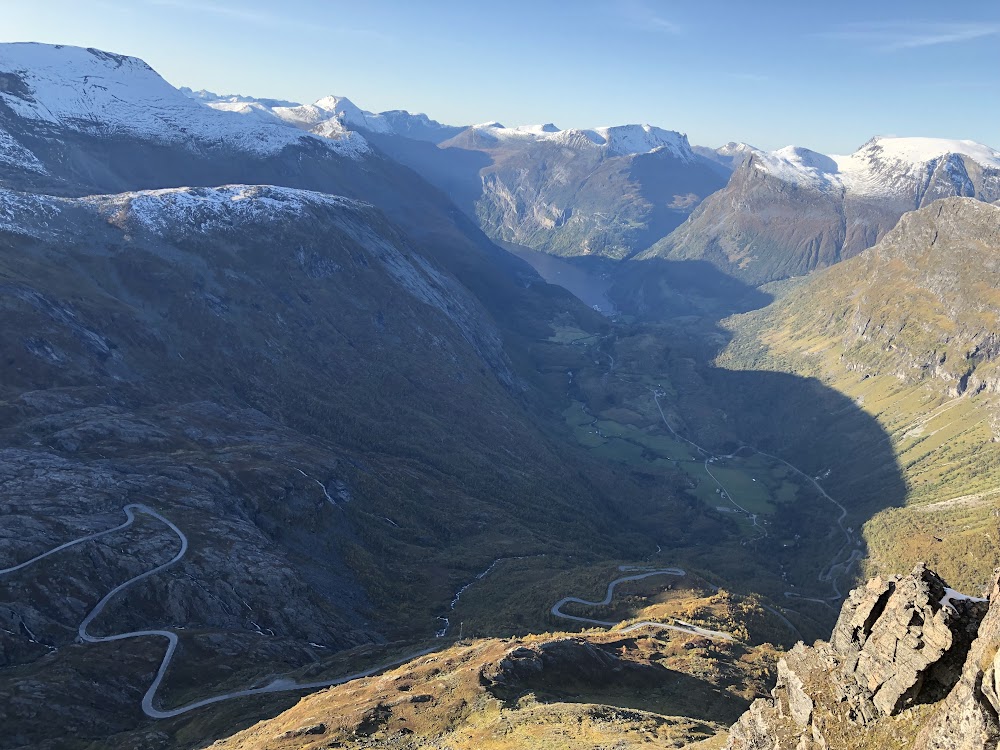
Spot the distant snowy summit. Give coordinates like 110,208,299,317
178,87,299,109
693,141,757,170
188,88,696,159
459,121,696,159
743,136,1000,197
0,43,369,162
190,90,463,145
641,134,1000,286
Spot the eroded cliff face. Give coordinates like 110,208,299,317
728,564,997,749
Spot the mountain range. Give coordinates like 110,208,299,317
642,136,1000,285
178,84,1000,299
184,89,732,261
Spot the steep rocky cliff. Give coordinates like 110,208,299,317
723,198,1000,401
369,123,729,260
727,564,997,749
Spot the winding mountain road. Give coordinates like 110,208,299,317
750,447,861,601
550,569,733,641
651,392,766,533
0,503,438,719
649,388,859,602
0,506,141,576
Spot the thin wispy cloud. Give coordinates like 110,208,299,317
145,0,391,41
620,0,682,34
825,21,1000,51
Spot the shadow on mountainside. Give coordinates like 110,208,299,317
597,259,907,620
484,636,756,726
362,131,493,219
609,258,775,320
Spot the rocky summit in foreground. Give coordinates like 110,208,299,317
727,564,998,749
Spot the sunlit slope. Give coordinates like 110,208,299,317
719,198,1000,592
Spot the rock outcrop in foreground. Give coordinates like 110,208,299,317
728,564,997,749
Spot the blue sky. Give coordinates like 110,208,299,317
1,0,998,152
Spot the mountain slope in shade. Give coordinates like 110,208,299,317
0,43,717,748
717,196,1000,595
634,136,1000,287
0,179,684,747
377,108,466,143
0,41,568,353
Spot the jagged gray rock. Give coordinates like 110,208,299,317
727,565,991,750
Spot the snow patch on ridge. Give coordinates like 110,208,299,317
939,586,988,615
86,185,367,233
0,188,62,237
0,184,370,239
179,87,299,109
0,127,46,174
202,100,285,125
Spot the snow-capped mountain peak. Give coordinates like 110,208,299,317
592,124,693,159
510,123,561,136
747,135,1000,198
319,95,394,134
851,136,1000,170
691,141,759,171
0,42,368,159
188,86,463,144
750,145,841,191
834,136,1000,198
270,95,393,135
462,121,693,158
717,142,757,157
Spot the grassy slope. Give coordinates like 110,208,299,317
188,572,783,750
717,199,1000,594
